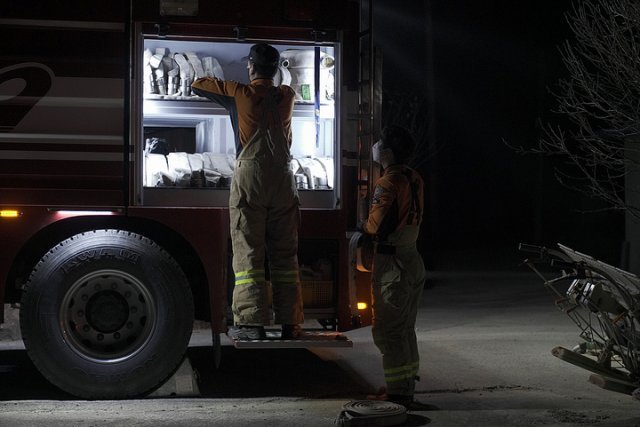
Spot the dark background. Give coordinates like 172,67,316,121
374,0,625,271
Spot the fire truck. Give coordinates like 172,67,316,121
0,0,380,399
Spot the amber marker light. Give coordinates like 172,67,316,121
0,209,21,218
357,302,368,310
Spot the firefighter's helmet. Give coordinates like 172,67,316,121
380,125,415,163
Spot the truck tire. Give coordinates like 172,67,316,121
20,229,194,399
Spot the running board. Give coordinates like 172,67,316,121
230,330,353,349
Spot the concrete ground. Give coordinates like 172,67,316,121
1,271,639,426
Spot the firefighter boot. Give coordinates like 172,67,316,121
366,386,388,401
391,397,440,411
227,325,266,341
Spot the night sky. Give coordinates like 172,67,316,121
374,0,625,270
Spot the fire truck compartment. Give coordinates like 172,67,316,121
138,38,338,209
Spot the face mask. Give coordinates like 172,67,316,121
372,140,383,163
372,140,395,166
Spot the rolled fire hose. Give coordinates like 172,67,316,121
164,56,180,95
167,70,180,95
335,400,407,427
149,49,166,94
143,49,155,94
186,52,205,79
154,68,166,95
173,53,194,96
201,56,225,79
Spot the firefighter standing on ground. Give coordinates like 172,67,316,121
363,125,426,406
191,43,304,340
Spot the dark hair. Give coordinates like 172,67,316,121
381,125,415,163
252,63,278,79
248,43,279,79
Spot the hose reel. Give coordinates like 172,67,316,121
335,400,407,426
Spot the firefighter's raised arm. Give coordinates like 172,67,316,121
191,77,240,103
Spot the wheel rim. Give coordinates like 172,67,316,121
60,269,156,363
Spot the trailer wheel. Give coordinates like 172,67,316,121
20,229,194,399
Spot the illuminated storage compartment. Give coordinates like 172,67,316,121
138,38,338,208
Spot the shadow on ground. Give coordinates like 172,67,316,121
0,346,365,401
191,346,365,399
0,349,73,400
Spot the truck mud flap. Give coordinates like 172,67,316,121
230,330,353,349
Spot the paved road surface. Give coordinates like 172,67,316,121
1,272,639,426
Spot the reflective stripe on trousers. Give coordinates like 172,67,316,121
234,269,265,286
384,361,419,384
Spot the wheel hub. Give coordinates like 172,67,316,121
61,269,156,363
86,290,129,333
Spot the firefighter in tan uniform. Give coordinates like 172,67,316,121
191,43,304,340
363,125,427,407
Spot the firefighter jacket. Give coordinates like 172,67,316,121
363,164,424,242
191,77,295,155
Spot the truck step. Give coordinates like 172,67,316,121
230,330,353,349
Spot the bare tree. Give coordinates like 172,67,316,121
382,90,437,169
526,0,640,219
